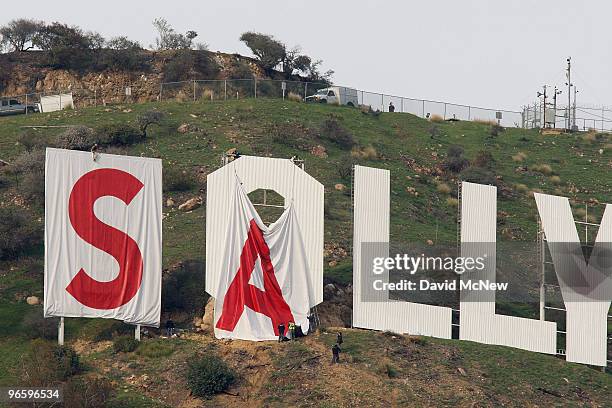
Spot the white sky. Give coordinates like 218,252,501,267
3,0,611,111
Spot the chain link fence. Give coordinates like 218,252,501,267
3,78,525,127
522,102,612,132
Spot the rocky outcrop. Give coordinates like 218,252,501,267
0,49,306,105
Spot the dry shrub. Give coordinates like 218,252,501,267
18,340,80,386
531,164,553,175
336,156,355,180
473,150,495,169
514,183,529,194
202,89,214,100
528,188,544,198
63,377,114,408
446,197,458,207
319,118,355,149
9,149,45,175
351,145,378,160
582,132,597,143
549,175,562,185
436,183,452,195
0,206,42,260
473,118,497,126
429,114,444,122
269,122,315,151
574,208,587,219
288,92,302,102
512,152,527,162
56,126,96,151
137,110,164,137
174,90,190,102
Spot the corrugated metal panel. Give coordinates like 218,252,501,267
460,182,556,354
534,193,610,366
206,156,324,306
352,165,452,338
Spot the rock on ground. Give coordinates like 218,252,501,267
178,197,202,212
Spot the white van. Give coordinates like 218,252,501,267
305,86,358,107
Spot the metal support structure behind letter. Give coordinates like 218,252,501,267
58,317,64,346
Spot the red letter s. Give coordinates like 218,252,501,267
67,168,144,309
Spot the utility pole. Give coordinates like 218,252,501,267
565,57,572,131
552,86,562,128
572,87,578,131
537,85,547,128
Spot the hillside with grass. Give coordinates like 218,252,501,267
0,99,610,407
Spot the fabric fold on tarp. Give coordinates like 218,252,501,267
214,176,313,340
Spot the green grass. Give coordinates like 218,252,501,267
0,337,32,386
136,338,177,358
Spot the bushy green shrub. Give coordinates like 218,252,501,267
21,309,59,340
187,353,236,398
0,206,42,260
443,145,469,173
318,118,355,149
460,166,497,186
228,59,253,79
54,345,81,379
163,51,192,82
113,335,139,353
98,49,149,72
490,123,505,137
163,167,196,192
193,51,220,78
95,123,144,146
162,50,219,82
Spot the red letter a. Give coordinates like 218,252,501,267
216,220,294,335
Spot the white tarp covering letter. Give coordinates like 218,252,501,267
44,148,162,327
214,177,313,341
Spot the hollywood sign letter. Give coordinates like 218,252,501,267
353,167,610,367
44,148,162,327
205,156,324,341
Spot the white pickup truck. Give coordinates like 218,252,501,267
0,98,39,116
305,86,358,107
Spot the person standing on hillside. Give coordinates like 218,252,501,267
289,322,296,341
389,101,395,112
331,343,341,364
307,314,316,334
165,319,175,337
337,332,343,346
278,323,285,342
